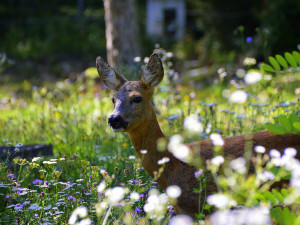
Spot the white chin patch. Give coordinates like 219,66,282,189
112,127,126,132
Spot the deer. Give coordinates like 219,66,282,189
96,53,300,217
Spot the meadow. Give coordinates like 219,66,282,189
0,49,300,224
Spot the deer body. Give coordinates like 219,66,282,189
96,54,300,217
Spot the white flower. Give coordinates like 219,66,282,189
43,161,51,164
210,206,270,225
144,57,150,64
230,157,246,174
211,156,225,167
168,134,190,163
59,157,66,161
134,56,141,62
243,57,256,66
140,149,148,154
130,192,140,202
284,147,297,158
129,155,136,160
290,163,300,188
78,218,92,225
210,133,224,146
69,206,88,224
76,179,84,182
255,145,265,154
32,157,41,162
143,189,168,218
207,194,237,209
183,114,203,134
257,171,275,182
158,157,170,165
97,182,106,193
229,90,247,104
269,149,281,158
236,68,246,78
50,158,58,162
105,186,125,205
244,71,262,84
169,214,194,225
166,185,182,198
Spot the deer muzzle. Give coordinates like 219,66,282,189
108,115,128,131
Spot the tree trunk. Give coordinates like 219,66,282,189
103,0,141,67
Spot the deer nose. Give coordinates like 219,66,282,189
108,115,128,129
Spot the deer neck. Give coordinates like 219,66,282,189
127,108,168,178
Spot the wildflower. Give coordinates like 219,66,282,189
135,208,142,214
244,71,262,84
229,90,247,104
291,163,300,188
44,204,52,210
195,169,203,178
183,114,203,134
257,171,275,182
255,145,266,154
140,149,148,154
6,195,10,198
76,179,84,182
15,143,23,148
44,180,49,185
169,214,194,225
3,138,9,142
32,179,43,185
14,203,24,211
246,37,253,43
69,206,88,225
168,134,190,163
130,192,140,202
97,182,106,193
189,92,196,99
77,218,92,225
230,157,246,174
105,186,125,205
134,56,141,62
236,68,246,78
284,147,297,158
68,196,76,201
32,157,41,162
144,57,150,64
207,194,237,209
166,185,181,198
28,203,40,210
158,157,170,165
7,173,14,179
211,156,225,166
269,149,281,158
243,57,256,66
129,155,136,160
210,133,224,146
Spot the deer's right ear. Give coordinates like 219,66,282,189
96,56,127,91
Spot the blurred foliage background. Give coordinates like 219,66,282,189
0,0,299,80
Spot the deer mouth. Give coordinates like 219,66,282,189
108,115,128,132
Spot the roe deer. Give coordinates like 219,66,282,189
96,53,300,217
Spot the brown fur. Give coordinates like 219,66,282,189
96,54,300,217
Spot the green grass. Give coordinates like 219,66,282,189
0,56,299,224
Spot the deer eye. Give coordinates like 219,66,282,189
132,96,142,103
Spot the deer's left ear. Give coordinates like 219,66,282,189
141,53,164,88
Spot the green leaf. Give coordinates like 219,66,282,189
289,114,299,124
278,115,292,133
282,207,293,225
266,123,286,134
264,191,277,204
293,122,300,132
269,56,281,71
281,188,288,197
261,63,275,73
271,207,283,224
275,54,289,69
272,189,284,203
292,51,300,66
285,52,298,69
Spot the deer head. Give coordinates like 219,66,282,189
96,53,164,132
